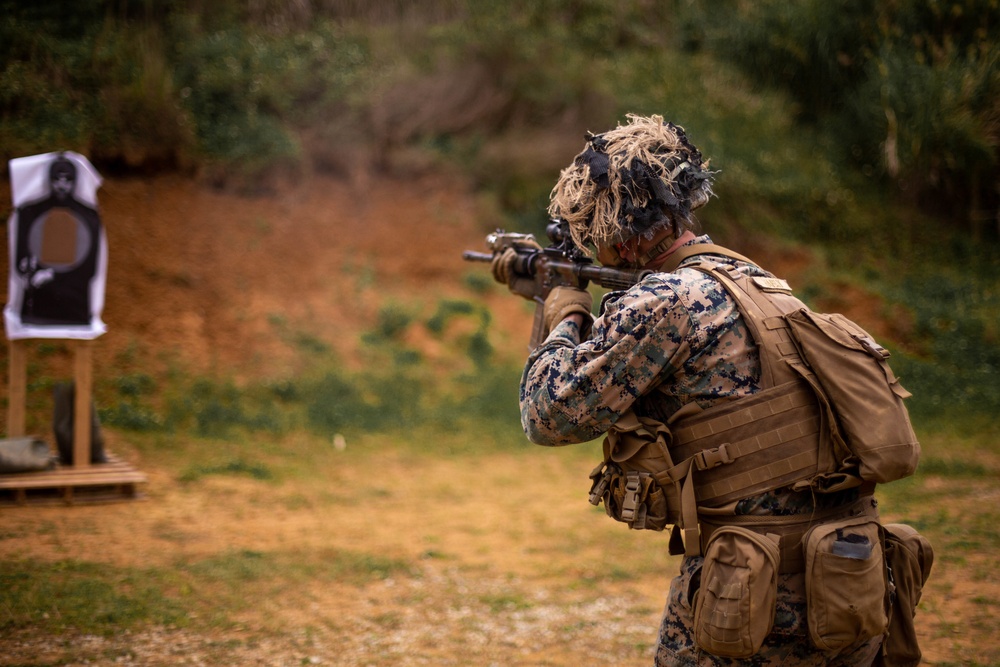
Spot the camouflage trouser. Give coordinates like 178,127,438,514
655,557,883,667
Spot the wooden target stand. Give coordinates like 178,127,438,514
0,338,146,504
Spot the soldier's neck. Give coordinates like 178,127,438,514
641,230,696,269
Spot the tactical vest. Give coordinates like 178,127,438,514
588,243,919,562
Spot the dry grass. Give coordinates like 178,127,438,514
0,426,997,666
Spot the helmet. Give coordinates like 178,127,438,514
548,114,715,254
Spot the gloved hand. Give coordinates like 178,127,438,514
490,247,518,285
543,286,593,336
491,247,541,301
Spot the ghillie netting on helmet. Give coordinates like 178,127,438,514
548,114,715,254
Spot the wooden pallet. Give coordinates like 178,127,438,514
0,453,147,505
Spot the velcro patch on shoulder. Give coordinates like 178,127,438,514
752,276,792,293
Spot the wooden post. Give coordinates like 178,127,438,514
7,339,26,437
73,340,93,469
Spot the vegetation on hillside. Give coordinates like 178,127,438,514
3,1,997,231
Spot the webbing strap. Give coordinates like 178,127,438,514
656,243,757,274
698,490,879,574
681,462,700,557
696,431,820,502
681,258,806,389
660,456,702,557
710,607,743,629
672,383,815,444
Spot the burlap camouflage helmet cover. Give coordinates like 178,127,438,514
548,114,715,254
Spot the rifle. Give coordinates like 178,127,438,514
463,219,651,348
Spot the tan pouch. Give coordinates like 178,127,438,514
693,526,779,658
875,524,934,667
588,412,680,530
785,309,920,483
804,516,888,652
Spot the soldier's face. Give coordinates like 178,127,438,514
596,243,627,267
596,238,640,267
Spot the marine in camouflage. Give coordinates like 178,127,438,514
519,236,881,665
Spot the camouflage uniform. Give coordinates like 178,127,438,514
520,236,882,666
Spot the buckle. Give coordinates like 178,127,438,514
694,443,734,470
621,471,642,521
588,465,611,506
854,333,889,359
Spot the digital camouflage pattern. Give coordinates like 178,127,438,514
520,235,762,445
519,236,880,665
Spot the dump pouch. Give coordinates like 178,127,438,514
804,516,889,652
588,412,680,530
876,523,934,667
784,310,920,483
693,526,779,658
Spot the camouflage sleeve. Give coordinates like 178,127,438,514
519,277,697,445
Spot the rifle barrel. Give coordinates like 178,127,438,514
579,265,652,291
462,251,494,262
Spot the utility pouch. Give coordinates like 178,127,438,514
589,463,671,530
875,523,934,667
588,412,680,530
693,526,779,658
784,309,920,483
804,516,888,652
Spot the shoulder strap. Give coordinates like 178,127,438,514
685,257,807,389
657,243,757,274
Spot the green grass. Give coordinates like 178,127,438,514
178,458,274,483
92,301,528,451
479,593,533,613
0,560,187,634
0,547,417,636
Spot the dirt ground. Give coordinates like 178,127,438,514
0,174,997,665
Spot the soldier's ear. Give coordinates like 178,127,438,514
617,237,641,263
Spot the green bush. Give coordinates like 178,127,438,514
0,6,193,167
4,0,997,432
887,267,1000,424
99,402,163,432
696,0,1000,238
164,378,285,437
171,27,303,179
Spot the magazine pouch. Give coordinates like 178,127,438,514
693,526,779,658
804,516,888,652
